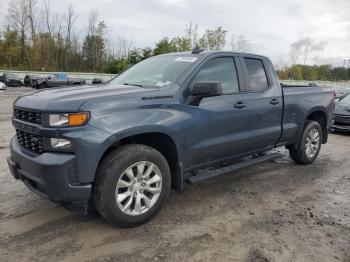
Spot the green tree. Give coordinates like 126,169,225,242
141,47,153,60
310,66,318,81
0,28,21,69
289,65,303,80
128,48,142,65
331,67,348,80
277,69,288,80
300,65,311,80
153,37,177,55
199,26,227,50
318,65,331,80
172,36,191,51
82,21,106,72
102,58,128,74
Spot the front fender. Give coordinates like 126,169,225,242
35,79,46,85
99,125,183,159
87,106,185,178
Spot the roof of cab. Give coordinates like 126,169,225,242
158,50,268,59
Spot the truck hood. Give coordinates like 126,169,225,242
14,84,157,112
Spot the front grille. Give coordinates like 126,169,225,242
16,129,45,153
14,108,42,125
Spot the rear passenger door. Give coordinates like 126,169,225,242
238,55,283,151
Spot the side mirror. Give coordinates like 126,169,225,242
189,81,223,96
187,81,223,106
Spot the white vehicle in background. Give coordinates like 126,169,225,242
0,81,7,90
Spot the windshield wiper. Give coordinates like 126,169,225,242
123,83,143,87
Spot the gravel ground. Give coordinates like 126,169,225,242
0,87,349,262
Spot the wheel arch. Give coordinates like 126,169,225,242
95,130,184,191
305,108,328,143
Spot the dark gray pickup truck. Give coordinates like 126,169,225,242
33,73,86,89
7,49,335,227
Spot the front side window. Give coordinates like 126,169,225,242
193,57,239,94
244,58,269,91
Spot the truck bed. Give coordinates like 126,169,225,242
279,85,334,146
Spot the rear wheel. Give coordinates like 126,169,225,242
289,120,322,165
93,144,171,227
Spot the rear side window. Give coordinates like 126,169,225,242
193,57,239,94
244,58,269,91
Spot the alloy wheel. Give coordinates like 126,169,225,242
305,128,320,158
115,161,162,216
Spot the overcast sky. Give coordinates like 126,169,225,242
1,0,350,66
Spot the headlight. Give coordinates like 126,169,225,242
49,138,72,150
49,112,89,127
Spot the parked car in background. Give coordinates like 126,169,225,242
33,72,86,89
0,81,6,90
24,74,44,87
0,73,22,87
92,78,105,85
332,93,350,132
334,86,350,101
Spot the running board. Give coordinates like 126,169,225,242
185,153,282,184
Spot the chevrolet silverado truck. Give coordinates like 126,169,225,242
33,72,86,89
7,49,335,227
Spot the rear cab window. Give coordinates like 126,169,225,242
243,58,269,92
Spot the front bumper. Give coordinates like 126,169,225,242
7,137,92,212
332,115,350,133
332,124,350,132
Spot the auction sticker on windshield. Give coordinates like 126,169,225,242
175,57,198,62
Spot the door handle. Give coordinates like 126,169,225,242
233,101,247,109
270,98,280,105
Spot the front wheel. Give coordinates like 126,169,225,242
289,120,322,165
39,82,47,89
93,144,171,227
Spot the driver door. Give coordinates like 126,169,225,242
182,55,251,169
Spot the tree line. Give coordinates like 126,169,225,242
276,37,350,81
277,65,350,81
0,0,117,73
0,0,231,74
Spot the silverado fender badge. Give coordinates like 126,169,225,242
142,95,173,100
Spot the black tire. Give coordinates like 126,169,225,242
39,82,47,89
93,144,171,227
289,120,323,165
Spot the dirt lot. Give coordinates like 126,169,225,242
0,87,349,262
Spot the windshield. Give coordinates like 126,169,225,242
340,94,350,104
111,55,198,88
